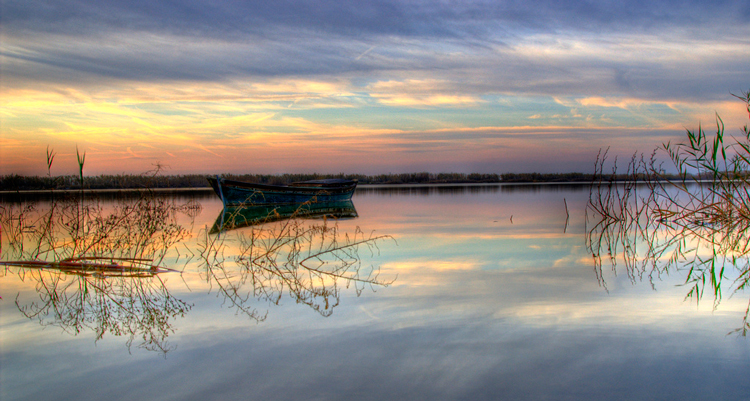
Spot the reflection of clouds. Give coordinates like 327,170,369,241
510,296,696,327
372,257,746,335
10,313,748,401
358,305,382,321
4,188,750,399
550,246,594,268
381,259,482,273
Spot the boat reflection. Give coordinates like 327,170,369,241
0,194,197,354
211,200,358,233
200,201,393,320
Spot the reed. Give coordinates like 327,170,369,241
46,146,55,177
0,193,196,354
587,89,750,335
0,150,207,353
76,145,85,189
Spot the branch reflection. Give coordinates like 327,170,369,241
199,201,394,320
0,194,198,354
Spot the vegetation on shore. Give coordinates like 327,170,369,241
0,171,641,191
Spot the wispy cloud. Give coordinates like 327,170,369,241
355,45,377,61
2,0,749,175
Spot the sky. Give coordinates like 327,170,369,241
1,0,749,176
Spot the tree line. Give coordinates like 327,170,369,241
0,171,621,191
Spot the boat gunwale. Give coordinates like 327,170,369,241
214,178,357,194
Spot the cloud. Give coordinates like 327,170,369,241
366,79,483,107
4,1,749,96
3,0,750,175
6,1,749,40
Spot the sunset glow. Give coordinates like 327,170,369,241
2,1,749,176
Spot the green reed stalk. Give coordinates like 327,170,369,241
46,145,55,177
76,146,86,189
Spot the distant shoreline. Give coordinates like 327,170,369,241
1,180,657,196
0,172,631,192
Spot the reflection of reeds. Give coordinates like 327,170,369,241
15,267,190,354
199,204,394,320
1,193,196,354
15,265,190,353
588,197,750,335
587,90,750,335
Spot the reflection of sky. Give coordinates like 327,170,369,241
2,187,750,400
2,1,749,175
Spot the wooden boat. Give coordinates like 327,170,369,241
210,200,358,232
207,176,357,206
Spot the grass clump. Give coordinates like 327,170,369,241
587,88,750,335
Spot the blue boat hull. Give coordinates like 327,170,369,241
207,177,357,206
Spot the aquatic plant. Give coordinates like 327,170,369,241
76,145,86,189
587,89,750,335
46,145,55,177
0,193,196,354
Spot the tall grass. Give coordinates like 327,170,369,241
587,89,750,335
76,145,86,189
0,193,196,354
46,146,55,177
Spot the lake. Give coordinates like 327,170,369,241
1,184,749,400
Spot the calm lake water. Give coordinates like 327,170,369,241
1,185,749,400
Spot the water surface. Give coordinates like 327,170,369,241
1,185,748,400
